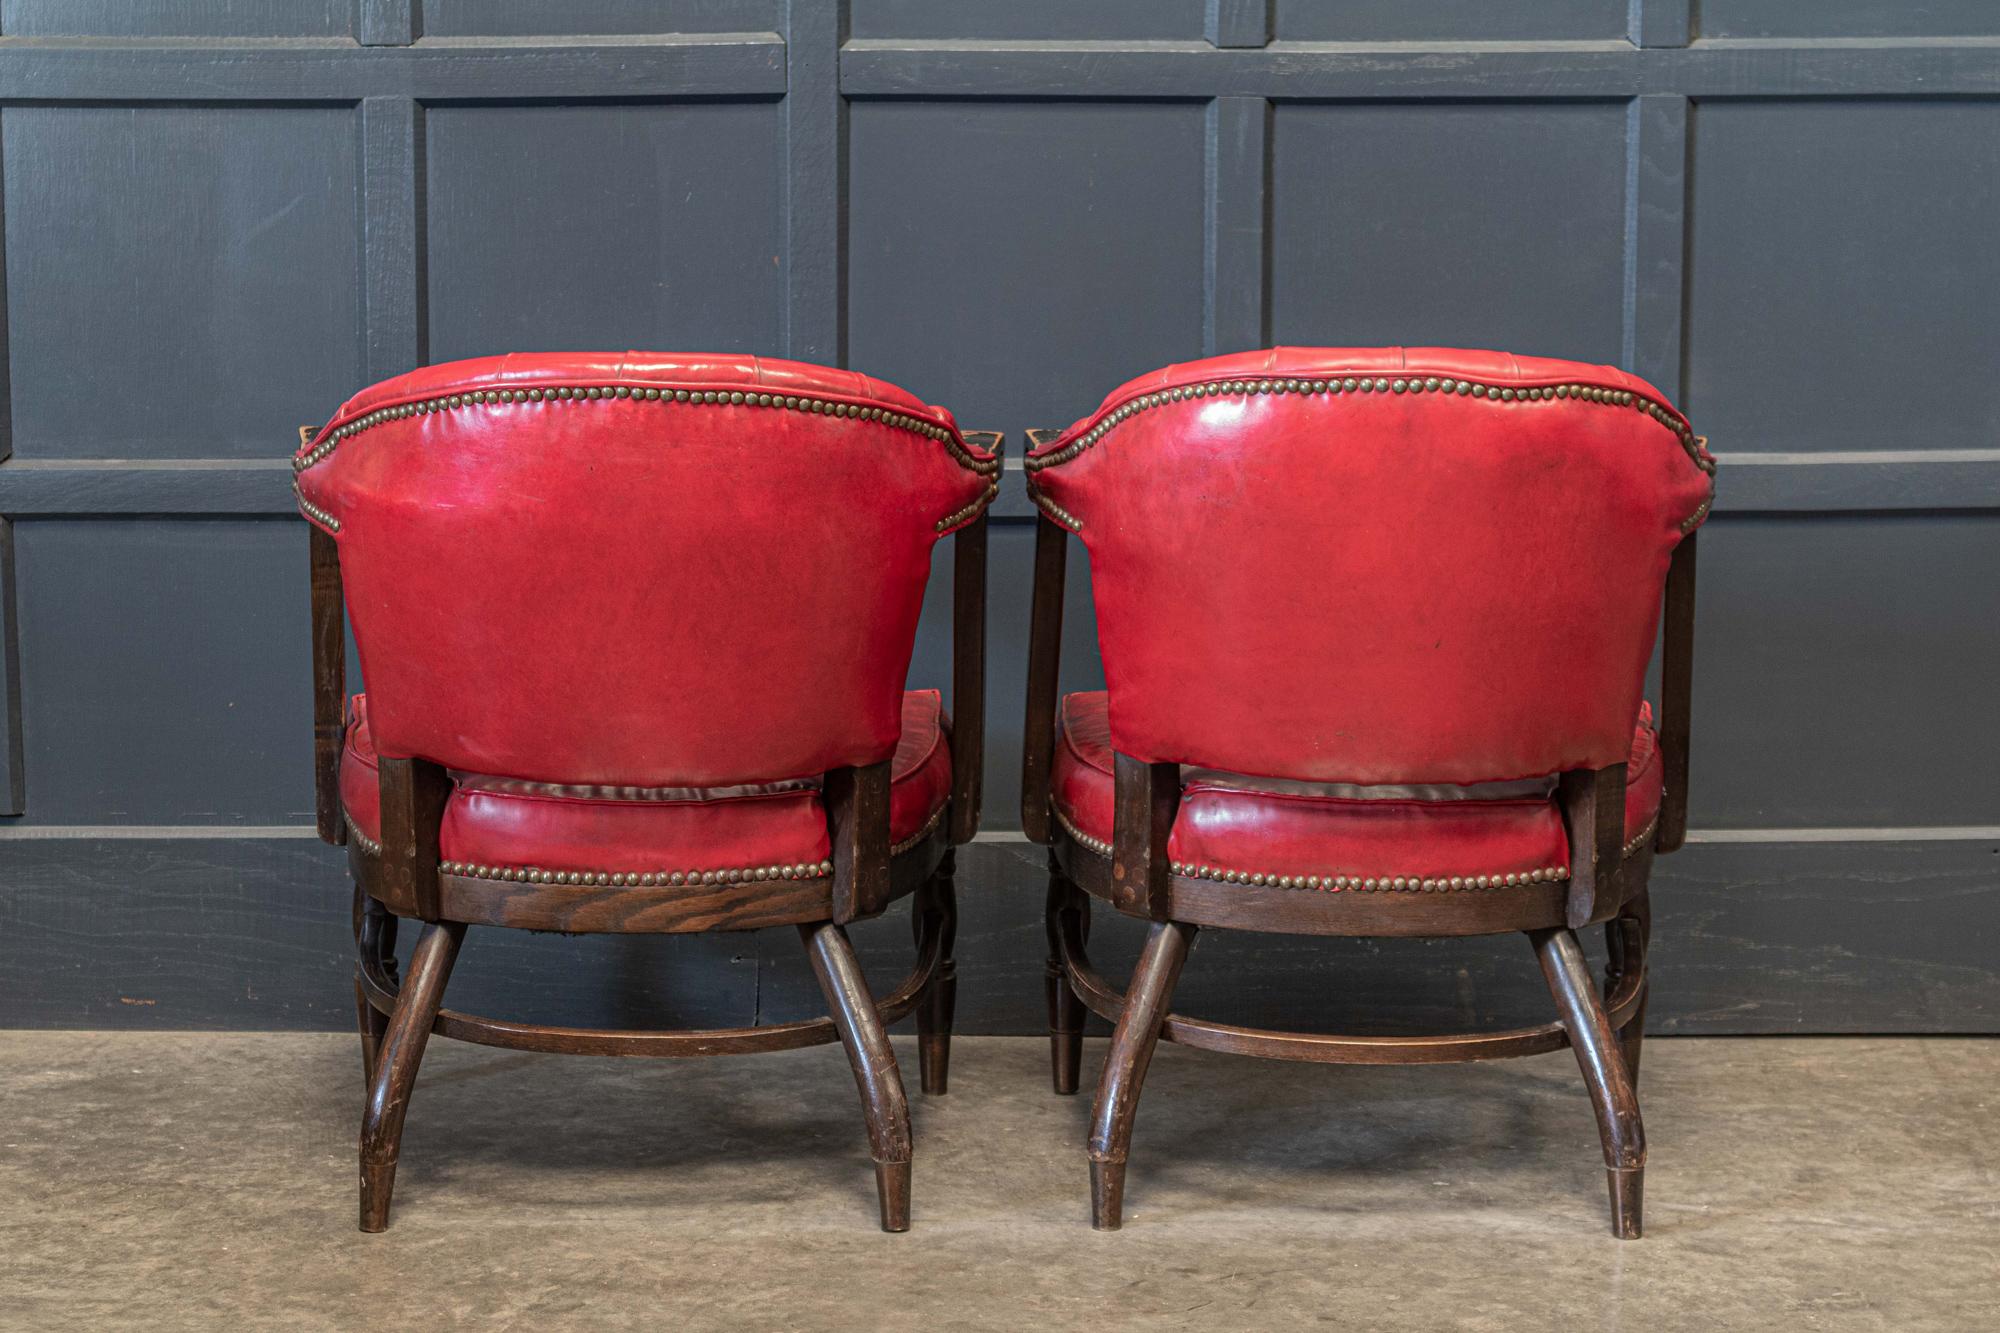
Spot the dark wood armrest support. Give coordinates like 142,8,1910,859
309,524,347,846
1021,506,1069,843
1113,753,1181,921
1655,531,1697,854
945,431,1000,844
827,760,893,924
378,756,450,921
1559,763,1627,930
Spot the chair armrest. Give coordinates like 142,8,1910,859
1020,431,1069,841
308,523,347,846
1559,763,1627,929
1113,753,1180,920
1655,532,1697,854
948,432,1001,843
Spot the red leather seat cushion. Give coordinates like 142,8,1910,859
1050,692,1661,889
341,690,951,877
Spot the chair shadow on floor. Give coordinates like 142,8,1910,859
1047,1040,1627,1228
305,1040,900,1222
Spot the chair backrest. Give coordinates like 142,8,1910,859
1026,347,1714,787
296,352,996,787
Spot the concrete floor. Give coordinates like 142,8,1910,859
2,1035,1995,1331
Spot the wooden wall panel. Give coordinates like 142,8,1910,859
0,1,1992,1033
3,106,361,458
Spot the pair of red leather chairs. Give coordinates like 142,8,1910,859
296,348,1711,1238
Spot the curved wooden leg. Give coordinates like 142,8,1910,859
1044,862,1087,1095
1087,919,1195,1230
351,885,394,1088
1535,927,1646,1239
359,919,464,1233
913,856,958,1096
1605,887,1652,1085
802,921,914,1232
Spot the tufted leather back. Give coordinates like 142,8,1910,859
296,353,996,787
1027,347,1715,787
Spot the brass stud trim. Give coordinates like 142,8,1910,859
1050,805,1571,893
1024,373,1717,532
344,813,380,856
935,480,1001,533
1052,805,1113,858
1680,491,1714,535
435,857,837,888
294,483,341,533
294,382,1002,531
1026,483,1083,533
890,801,949,856
1623,811,1662,860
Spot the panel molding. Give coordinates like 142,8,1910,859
841,39,2000,98
358,0,421,47
5,453,1995,518
1630,0,1695,47
0,35,789,101
1624,93,1688,399
0,10,1992,1034
1203,95,1268,355
1708,451,2000,512
0,521,22,816
360,96,426,385
5,835,1995,1032
1207,0,1271,49
783,0,846,363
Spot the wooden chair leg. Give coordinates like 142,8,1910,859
353,980,387,1088
1087,919,1196,1230
1606,888,1652,1085
351,887,394,1087
1535,927,1646,1239
359,919,464,1233
1044,865,1087,1095
802,921,914,1232
913,858,958,1096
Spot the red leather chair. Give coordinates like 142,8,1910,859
295,353,999,1233
1022,348,1713,1238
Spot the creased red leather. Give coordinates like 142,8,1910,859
297,353,991,788
341,690,951,873
1051,691,1661,884
1028,347,1712,786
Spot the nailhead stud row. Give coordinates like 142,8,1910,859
1025,374,1715,480
1623,812,1662,859
345,817,380,855
936,480,1001,533
295,384,999,479
440,859,834,887
1026,485,1083,532
294,484,341,533
1051,807,1567,893
891,803,947,855
1680,494,1713,535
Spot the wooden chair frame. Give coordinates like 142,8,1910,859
311,432,999,1234
1022,426,1696,1238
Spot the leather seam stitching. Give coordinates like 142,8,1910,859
295,383,1001,530
1023,375,1716,533
342,802,948,885
1051,803,1567,892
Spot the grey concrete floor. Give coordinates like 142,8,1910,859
2,1034,1995,1331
